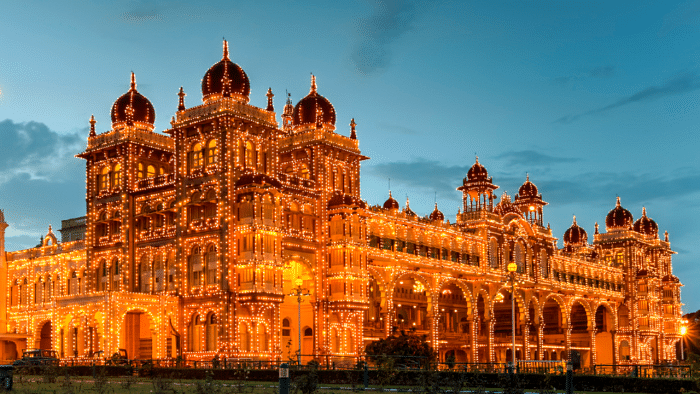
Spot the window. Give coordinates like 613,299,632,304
206,246,217,285
140,254,151,293
190,143,203,170
99,167,110,190
282,318,291,337
112,163,121,188
190,246,202,288
207,139,218,165
147,165,156,178
299,163,310,179
137,163,145,179
245,141,255,168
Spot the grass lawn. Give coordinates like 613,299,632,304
6,374,652,394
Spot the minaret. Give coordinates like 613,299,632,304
282,91,294,133
0,210,8,333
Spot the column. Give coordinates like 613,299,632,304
471,315,479,363
565,325,572,361
590,328,597,368
522,323,530,360
536,323,543,360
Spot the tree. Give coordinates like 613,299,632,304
365,331,436,368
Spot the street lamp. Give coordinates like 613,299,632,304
289,277,310,366
680,320,688,361
507,262,518,373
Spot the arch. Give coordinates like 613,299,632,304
205,313,218,352
137,162,145,179
619,340,631,361
542,296,565,334
123,310,153,360
99,166,110,190
595,303,615,365
112,163,122,188
39,321,52,350
146,164,156,178
190,142,204,170
489,238,499,268
298,163,310,179
617,304,630,329
437,281,473,336
570,299,592,332
245,141,255,168
206,139,218,166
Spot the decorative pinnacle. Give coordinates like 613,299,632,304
595,222,599,234
130,72,136,90
572,215,577,225
475,155,479,164
178,86,186,111
616,196,621,207
526,173,529,182
310,74,317,94
89,115,96,137
223,39,229,60
350,118,357,139
642,206,647,216
266,88,274,112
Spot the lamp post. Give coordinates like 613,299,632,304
680,320,688,361
507,262,518,373
290,277,310,366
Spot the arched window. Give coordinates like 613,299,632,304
154,254,164,292
206,313,218,351
189,246,202,288
190,143,204,170
540,249,549,278
245,141,255,168
282,318,291,337
206,246,217,286
111,258,120,291
206,140,218,166
147,165,156,178
189,315,202,352
112,163,122,188
140,254,151,293
99,167,110,190
514,243,524,273
489,239,499,268
299,163,310,179
137,163,145,179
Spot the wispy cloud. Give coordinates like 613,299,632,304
495,150,581,167
352,0,416,75
556,70,700,124
555,65,616,85
378,122,419,135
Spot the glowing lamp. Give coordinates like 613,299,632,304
295,278,303,288
529,206,535,211
507,262,518,273
681,326,687,335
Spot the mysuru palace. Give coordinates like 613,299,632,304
0,41,683,367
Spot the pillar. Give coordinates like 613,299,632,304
536,323,543,360
471,316,479,363
522,324,530,360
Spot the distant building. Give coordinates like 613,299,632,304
0,40,683,366
58,217,86,243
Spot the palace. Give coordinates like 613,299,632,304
0,41,683,367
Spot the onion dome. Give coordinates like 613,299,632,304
292,75,336,131
234,172,281,188
467,156,489,181
494,192,522,217
404,198,416,217
633,207,658,237
383,191,399,210
429,203,444,221
111,72,155,131
202,40,251,104
605,197,633,231
563,215,588,247
518,174,538,197
328,192,366,209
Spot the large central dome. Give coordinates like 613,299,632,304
292,75,336,131
201,40,250,103
111,72,155,131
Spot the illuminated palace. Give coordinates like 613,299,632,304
0,41,683,367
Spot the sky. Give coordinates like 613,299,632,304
1,0,699,309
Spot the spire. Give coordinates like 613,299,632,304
310,74,317,94
178,86,186,111
616,196,621,207
595,222,599,234
170,116,176,127
665,230,669,242
572,215,577,225
526,173,529,182
89,115,96,138
475,155,479,164
350,118,357,139
130,72,136,91
642,206,647,217
222,39,229,60
266,88,274,112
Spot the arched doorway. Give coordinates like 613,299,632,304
570,301,590,367
437,282,471,362
281,260,314,361
124,311,152,360
493,288,522,363
595,304,614,365
39,321,52,350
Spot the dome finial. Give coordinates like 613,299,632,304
475,155,479,164
310,74,317,94
616,196,621,207
526,173,529,182
572,215,577,225
665,230,669,242
595,222,599,234
222,39,229,60
642,206,647,217
89,115,96,137
130,71,136,91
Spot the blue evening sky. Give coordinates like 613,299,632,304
1,0,699,310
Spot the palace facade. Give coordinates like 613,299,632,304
0,41,683,367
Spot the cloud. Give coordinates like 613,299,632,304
0,119,84,184
495,150,581,167
556,70,700,124
555,65,615,85
378,122,418,135
352,0,416,75
659,0,700,36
